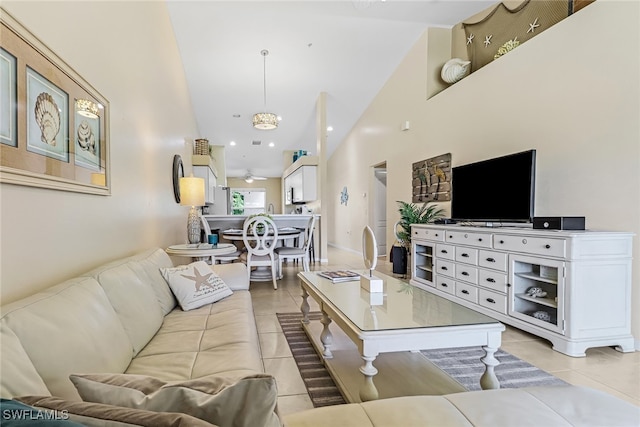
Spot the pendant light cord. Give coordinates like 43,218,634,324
262,49,269,109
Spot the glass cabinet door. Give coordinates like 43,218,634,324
508,254,565,334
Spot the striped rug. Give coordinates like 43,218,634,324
420,347,568,391
276,312,346,407
277,312,567,407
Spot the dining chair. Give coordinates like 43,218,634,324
275,215,316,277
240,215,280,289
199,215,241,264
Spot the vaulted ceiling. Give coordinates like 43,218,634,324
166,1,494,179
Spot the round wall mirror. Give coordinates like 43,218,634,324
172,154,184,203
362,226,378,271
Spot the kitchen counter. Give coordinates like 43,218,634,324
202,214,321,260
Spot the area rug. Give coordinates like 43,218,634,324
277,311,567,407
277,312,346,407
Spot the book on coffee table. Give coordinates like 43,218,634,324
317,270,361,283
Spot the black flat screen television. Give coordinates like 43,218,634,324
451,149,536,223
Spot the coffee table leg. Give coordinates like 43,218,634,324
300,287,310,324
480,345,500,390
359,355,379,401
320,311,333,359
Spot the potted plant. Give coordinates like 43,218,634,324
392,201,444,278
396,201,445,249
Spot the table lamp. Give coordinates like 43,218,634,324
179,175,205,244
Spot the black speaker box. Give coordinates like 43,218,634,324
533,216,585,230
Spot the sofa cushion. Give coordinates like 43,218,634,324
160,261,233,311
0,323,50,399
125,248,177,315
211,262,249,291
69,373,281,427
17,396,216,427
88,255,166,356
0,277,133,400
281,403,375,427
125,291,263,380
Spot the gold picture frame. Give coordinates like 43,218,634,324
0,8,110,195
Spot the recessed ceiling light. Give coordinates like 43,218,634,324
230,141,236,146
268,142,275,147
277,116,282,121
233,114,241,118
327,126,334,132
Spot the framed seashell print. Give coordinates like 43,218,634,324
0,8,110,195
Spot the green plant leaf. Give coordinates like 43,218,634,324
396,200,445,246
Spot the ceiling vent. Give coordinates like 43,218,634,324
252,140,262,146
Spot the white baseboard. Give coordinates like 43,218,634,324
327,242,361,255
634,338,640,352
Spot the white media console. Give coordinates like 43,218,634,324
410,224,635,357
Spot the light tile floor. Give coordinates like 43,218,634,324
250,247,640,417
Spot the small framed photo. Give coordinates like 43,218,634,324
74,99,101,171
0,47,17,147
26,66,69,162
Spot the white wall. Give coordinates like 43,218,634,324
0,2,199,303
327,1,640,340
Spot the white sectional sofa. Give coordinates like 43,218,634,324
1,247,638,427
0,248,278,426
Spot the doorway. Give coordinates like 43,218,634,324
372,162,387,258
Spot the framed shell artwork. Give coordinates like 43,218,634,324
0,8,110,195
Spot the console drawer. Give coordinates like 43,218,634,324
435,276,455,295
445,230,492,249
412,228,445,242
494,235,566,258
455,247,478,265
455,265,478,284
435,259,455,277
479,289,507,314
478,250,508,271
478,269,508,293
456,283,478,303
436,244,455,260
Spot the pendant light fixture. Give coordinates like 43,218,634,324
252,50,278,130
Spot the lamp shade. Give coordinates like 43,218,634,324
179,176,205,206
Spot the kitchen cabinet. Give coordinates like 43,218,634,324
284,165,317,203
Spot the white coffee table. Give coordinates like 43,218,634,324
298,270,505,402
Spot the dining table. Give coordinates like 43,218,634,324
221,227,304,281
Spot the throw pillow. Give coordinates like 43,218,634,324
159,261,233,311
69,373,281,427
15,396,215,427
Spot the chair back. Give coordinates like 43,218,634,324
302,216,317,252
243,215,278,257
200,216,212,236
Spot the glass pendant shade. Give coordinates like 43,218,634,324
252,112,278,130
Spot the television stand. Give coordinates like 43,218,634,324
410,224,635,357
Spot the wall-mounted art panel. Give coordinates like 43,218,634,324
412,153,451,203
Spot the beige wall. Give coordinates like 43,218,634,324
327,1,640,342
227,178,283,214
0,2,199,303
